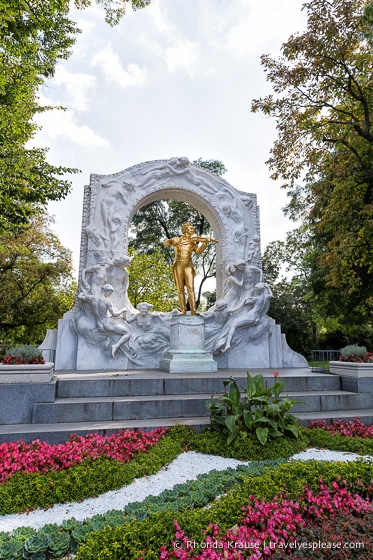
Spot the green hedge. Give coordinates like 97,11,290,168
75,460,373,560
307,428,373,455
190,428,308,460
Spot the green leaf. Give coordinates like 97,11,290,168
227,425,240,444
225,415,239,433
255,426,269,445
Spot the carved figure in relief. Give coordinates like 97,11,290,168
127,302,170,353
215,282,273,353
247,235,261,263
139,157,214,190
81,257,113,295
164,222,218,315
85,224,108,249
221,261,247,308
102,178,137,195
201,299,232,352
78,284,135,358
109,213,124,252
101,184,128,240
108,255,137,314
128,302,155,330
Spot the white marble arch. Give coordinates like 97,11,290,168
54,157,307,371
78,158,260,300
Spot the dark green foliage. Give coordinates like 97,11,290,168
253,0,373,337
0,0,151,233
191,429,308,460
0,214,75,345
307,428,373,455
207,372,304,445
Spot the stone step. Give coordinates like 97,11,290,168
55,368,341,397
31,390,370,424
0,418,208,444
2,409,373,444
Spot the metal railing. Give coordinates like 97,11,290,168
311,349,341,372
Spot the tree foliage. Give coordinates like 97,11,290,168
252,0,373,330
0,0,150,233
0,214,76,345
127,249,178,311
262,239,317,357
128,159,227,310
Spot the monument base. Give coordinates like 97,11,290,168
160,315,217,373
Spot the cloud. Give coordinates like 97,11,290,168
139,1,200,76
35,107,109,148
51,67,96,112
165,38,200,76
210,0,307,59
91,43,148,88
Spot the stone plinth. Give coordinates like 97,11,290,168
160,315,217,373
0,362,54,383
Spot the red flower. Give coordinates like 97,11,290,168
273,371,280,378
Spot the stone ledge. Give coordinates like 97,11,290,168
0,362,54,383
329,361,373,378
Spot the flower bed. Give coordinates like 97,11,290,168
76,460,373,560
0,428,166,483
308,417,373,438
162,479,372,559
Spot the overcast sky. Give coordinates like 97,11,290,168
33,0,307,275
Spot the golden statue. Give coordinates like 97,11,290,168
164,222,218,315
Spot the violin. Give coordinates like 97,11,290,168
192,235,218,243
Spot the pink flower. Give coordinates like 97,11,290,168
273,371,280,378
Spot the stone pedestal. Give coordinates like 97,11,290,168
160,315,217,373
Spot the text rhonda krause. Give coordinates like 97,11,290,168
177,540,365,551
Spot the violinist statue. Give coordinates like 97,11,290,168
164,222,218,315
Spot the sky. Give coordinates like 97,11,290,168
33,0,307,276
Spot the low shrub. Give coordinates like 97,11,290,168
306,428,373,455
2,345,45,365
190,428,308,461
339,345,373,363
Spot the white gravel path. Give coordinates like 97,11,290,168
1,448,371,534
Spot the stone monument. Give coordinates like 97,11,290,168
53,157,308,371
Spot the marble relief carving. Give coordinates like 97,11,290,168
54,157,308,370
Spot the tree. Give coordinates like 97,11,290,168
128,159,227,310
262,239,317,357
0,0,149,233
127,249,178,311
0,214,76,344
252,0,373,329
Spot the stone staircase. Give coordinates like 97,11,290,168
1,368,373,443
